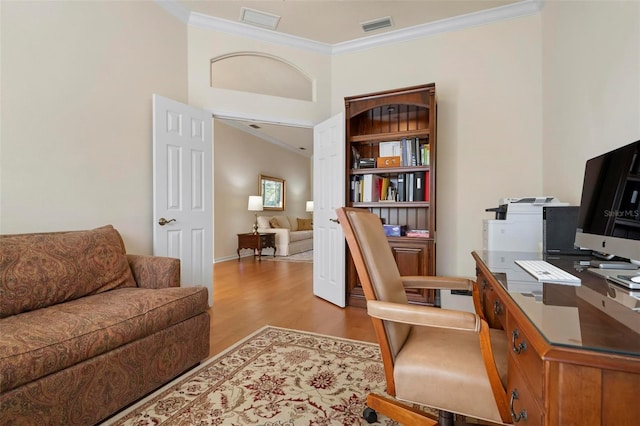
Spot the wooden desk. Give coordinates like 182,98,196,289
472,251,640,425
237,233,276,260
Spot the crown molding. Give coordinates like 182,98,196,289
332,0,544,54
188,12,332,54
156,0,190,25
157,0,543,55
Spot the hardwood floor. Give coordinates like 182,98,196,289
208,256,377,356
207,257,498,426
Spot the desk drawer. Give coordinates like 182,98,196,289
508,355,543,426
507,312,543,403
480,276,506,329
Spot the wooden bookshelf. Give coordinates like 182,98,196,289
344,84,437,307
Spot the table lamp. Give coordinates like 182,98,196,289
306,201,314,213
248,195,263,234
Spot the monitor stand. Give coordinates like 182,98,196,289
591,250,615,260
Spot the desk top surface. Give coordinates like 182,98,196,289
474,250,640,358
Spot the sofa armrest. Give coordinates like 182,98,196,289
127,254,180,289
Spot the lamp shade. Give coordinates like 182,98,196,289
306,201,314,212
248,195,263,212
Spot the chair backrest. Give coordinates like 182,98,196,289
336,207,411,360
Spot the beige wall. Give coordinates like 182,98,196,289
333,15,543,277
541,0,640,204
187,26,331,124
0,1,187,254
2,1,638,278
213,121,311,261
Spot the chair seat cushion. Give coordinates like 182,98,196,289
393,325,508,424
0,286,208,393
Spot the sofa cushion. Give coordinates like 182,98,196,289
0,285,208,393
287,216,299,231
0,226,136,318
290,230,313,242
297,218,313,231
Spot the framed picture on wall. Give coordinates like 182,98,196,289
260,175,286,211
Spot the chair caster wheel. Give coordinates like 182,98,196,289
363,406,378,423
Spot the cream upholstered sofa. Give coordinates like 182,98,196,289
257,215,313,256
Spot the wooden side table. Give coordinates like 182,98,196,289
237,233,276,260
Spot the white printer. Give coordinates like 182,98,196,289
483,197,568,253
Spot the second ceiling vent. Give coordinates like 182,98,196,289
361,16,394,33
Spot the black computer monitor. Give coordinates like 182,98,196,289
574,139,640,263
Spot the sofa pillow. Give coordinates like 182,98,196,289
256,216,271,229
270,216,291,229
297,218,313,231
0,225,136,318
287,216,298,231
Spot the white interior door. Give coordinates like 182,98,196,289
152,94,213,306
313,112,346,307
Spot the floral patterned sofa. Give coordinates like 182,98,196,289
0,225,210,425
256,215,313,256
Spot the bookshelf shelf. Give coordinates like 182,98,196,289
344,84,437,307
349,129,430,143
351,201,430,208
350,166,430,175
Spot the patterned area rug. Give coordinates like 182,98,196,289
263,250,313,263
101,326,438,425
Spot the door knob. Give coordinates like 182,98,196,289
329,218,340,224
158,217,176,226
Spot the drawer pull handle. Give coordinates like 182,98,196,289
510,389,528,423
493,299,503,316
512,329,527,354
481,279,487,289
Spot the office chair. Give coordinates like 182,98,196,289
336,207,512,425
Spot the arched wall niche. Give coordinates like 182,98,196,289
210,52,315,101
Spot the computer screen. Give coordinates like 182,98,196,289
575,139,640,262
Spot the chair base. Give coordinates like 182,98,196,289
365,393,438,425
363,393,501,426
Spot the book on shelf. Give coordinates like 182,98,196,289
414,171,427,202
422,144,430,166
362,174,383,202
350,175,361,202
407,173,415,201
397,174,406,202
406,230,429,238
401,137,428,167
413,171,424,202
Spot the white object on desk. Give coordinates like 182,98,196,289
515,260,581,285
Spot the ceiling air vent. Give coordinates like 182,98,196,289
240,7,280,30
361,16,393,33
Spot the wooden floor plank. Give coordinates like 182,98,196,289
209,256,377,356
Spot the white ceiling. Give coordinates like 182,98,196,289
176,0,527,156
180,1,519,45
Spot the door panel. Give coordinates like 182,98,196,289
153,94,213,306
313,113,346,307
